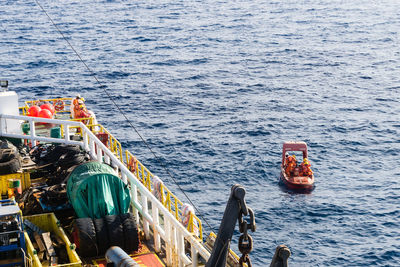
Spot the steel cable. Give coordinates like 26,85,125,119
33,0,214,233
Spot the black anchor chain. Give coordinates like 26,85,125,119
238,207,256,267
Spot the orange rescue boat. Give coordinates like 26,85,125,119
280,141,315,191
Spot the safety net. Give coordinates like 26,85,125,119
67,161,130,218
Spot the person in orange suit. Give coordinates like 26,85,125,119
71,94,85,119
284,153,289,168
285,155,297,177
300,158,313,176
73,101,91,133
75,102,91,119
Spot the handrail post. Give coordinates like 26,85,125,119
130,183,139,226
174,199,179,220
104,154,110,165
89,138,96,159
142,194,150,240
152,204,161,252
97,141,103,163
29,119,35,146
146,172,151,191
121,172,127,184
64,122,69,143
191,244,198,267
165,217,173,266
160,184,165,205
83,131,89,151
119,143,123,161
177,231,184,267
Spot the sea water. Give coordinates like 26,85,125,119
1,0,399,266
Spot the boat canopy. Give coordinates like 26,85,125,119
281,141,308,165
67,161,131,219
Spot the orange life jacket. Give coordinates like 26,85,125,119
73,104,80,119
76,107,90,119
300,163,313,176
285,157,297,176
74,102,90,120
72,98,79,107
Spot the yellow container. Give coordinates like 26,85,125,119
24,213,81,267
25,232,41,267
0,172,31,196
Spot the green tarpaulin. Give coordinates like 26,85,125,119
67,161,131,219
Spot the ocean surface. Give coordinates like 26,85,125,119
1,0,400,266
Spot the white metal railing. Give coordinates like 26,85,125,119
0,114,210,266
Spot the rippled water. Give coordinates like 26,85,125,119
1,0,400,266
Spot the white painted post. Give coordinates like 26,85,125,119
142,194,150,240
89,139,96,159
96,142,102,162
172,224,178,266
29,120,35,145
130,183,139,225
113,164,119,174
121,172,127,184
191,244,198,267
83,131,89,151
104,154,110,165
177,231,184,267
152,205,161,252
165,217,173,266
63,123,69,143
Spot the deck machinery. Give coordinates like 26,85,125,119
0,199,27,267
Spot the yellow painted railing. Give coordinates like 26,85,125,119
19,106,28,116
19,98,203,239
22,98,73,115
70,117,94,125
88,124,124,162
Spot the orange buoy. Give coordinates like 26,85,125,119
40,103,55,114
38,109,53,119
28,106,41,117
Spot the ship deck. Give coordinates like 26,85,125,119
0,96,253,267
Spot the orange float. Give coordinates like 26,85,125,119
38,109,53,119
40,103,55,114
28,105,41,117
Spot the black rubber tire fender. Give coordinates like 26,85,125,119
0,139,18,163
93,217,110,255
56,151,86,170
74,218,98,257
119,213,140,253
104,215,125,249
0,149,17,163
0,139,18,151
46,145,81,163
0,156,21,175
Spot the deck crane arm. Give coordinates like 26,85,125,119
205,184,291,267
205,184,254,267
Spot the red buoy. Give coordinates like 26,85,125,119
28,106,41,117
40,103,55,114
38,109,53,119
